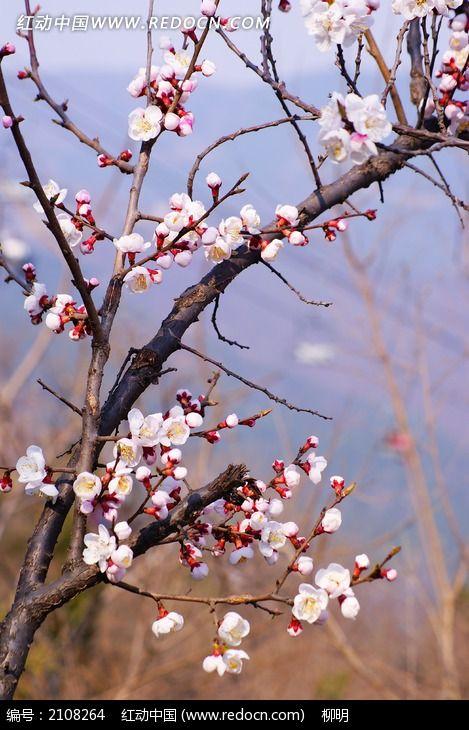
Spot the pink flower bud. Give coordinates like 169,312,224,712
282,521,299,537
202,227,218,245
136,466,152,482
201,0,217,17
159,35,173,51
114,521,132,540
182,79,198,93
97,153,112,167
382,568,397,582
75,189,91,204
2,115,13,129
289,230,307,246
225,413,238,428
0,43,16,57
86,277,100,290
287,618,303,636
201,59,216,77
355,553,370,570
186,411,203,428
206,172,222,190
164,112,180,131
118,149,132,162
178,115,194,136
296,555,313,575
156,252,173,269
174,250,192,267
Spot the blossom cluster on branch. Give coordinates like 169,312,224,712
318,91,392,164
423,9,468,133
300,0,380,51
1,379,399,676
392,0,463,21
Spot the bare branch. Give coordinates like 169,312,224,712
37,379,82,416
178,340,331,420
211,295,250,350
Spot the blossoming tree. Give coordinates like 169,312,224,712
0,0,467,699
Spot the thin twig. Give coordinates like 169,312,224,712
178,340,331,420
211,295,250,350
37,379,82,416
261,260,333,307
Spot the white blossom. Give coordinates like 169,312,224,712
320,128,351,163
152,611,184,637
292,583,329,624
202,654,226,676
345,93,392,143
164,50,191,79
33,179,67,214
393,0,462,19
114,521,132,540
321,507,342,533
57,214,82,248
296,555,314,575
82,524,116,572
24,282,47,317
108,473,133,498
128,408,163,446
340,589,360,619
240,204,261,234
218,611,250,647
315,563,350,598
159,407,191,446
25,481,59,501
284,464,301,489
307,453,328,484
113,233,152,254
218,216,243,246
111,544,133,569
222,649,250,674
73,472,102,500
229,546,254,564
123,266,153,294
16,445,47,484
128,106,163,141
261,238,284,262
258,520,288,558
113,438,143,468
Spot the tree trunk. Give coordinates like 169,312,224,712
0,602,45,699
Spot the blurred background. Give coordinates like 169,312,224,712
0,0,467,700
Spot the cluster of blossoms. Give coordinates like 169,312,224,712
392,0,463,20
3,391,399,676
126,35,215,143
197,435,331,573
424,9,468,135
33,180,106,256
118,182,282,293
19,167,375,304
119,179,370,295
318,91,392,165
300,0,380,52
203,612,250,676
23,272,95,341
